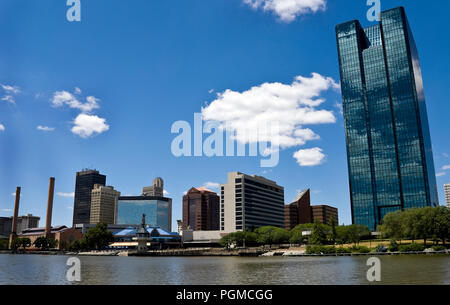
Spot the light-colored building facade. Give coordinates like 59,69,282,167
445,184,450,208
220,172,285,233
90,185,121,225
142,177,164,197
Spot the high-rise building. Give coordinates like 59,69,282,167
284,189,312,230
90,185,121,225
142,177,164,197
336,7,439,231
220,172,284,232
311,205,339,225
117,196,172,232
445,184,450,208
72,169,106,226
182,187,220,231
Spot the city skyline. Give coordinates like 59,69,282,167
1,1,450,232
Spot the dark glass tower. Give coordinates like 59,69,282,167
336,7,439,231
72,169,106,226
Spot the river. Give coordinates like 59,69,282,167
0,254,449,285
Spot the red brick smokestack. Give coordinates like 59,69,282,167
9,187,21,248
45,177,55,237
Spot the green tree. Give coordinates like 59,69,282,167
310,220,328,245
33,237,57,250
328,216,337,245
83,222,113,250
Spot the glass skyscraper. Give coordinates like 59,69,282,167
336,7,439,231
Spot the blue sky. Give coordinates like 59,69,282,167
0,0,449,230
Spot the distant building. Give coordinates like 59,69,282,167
117,196,172,232
90,185,121,225
220,172,284,232
183,187,220,231
73,169,106,226
142,177,164,197
311,205,339,225
284,189,312,230
110,226,181,250
19,226,83,250
0,214,40,236
177,220,183,235
445,184,450,208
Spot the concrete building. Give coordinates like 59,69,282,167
311,205,339,225
89,185,121,225
0,217,12,237
182,187,220,231
142,177,164,197
284,189,312,230
445,184,450,208
0,214,39,236
73,169,106,226
220,172,285,232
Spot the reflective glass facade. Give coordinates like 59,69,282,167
117,196,172,232
336,7,439,231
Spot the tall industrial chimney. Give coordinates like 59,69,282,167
9,187,21,248
45,177,55,237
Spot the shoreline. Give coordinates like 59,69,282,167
1,249,449,257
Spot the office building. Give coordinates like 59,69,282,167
117,196,172,232
90,185,121,225
284,189,312,230
72,169,106,225
220,172,284,232
142,177,164,197
311,205,339,225
445,184,450,208
182,187,220,231
336,7,439,230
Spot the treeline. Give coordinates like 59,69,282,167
378,206,450,245
220,217,372,248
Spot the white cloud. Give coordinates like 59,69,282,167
37,125,55,132
163,190,170,196
293,147,326,166
443,153,449,158
74,87,82,95
244,0,326,22
436,172,446,177
51,90,100,113
57,192,75,198
442,165,450,171
202,182,220,190
71,113,110,138
202,73,338,158
0,124,4,131
1,208,12,213
1,95,15,104
1,84,20,94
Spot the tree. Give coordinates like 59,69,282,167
434,207,450,245
83,222,113,250
310,220,328,245
329,216,337,245
34,237,57,250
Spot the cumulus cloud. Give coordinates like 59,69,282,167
202,73,338,166
52,90,100,113
37,125,55,132
0,124,4,131
244,0,326,22
71,113,110,138
293,147,326,166
1,84,20,94
57,192,75,198
202,182,220,190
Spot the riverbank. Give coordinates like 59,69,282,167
1,248,449,257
